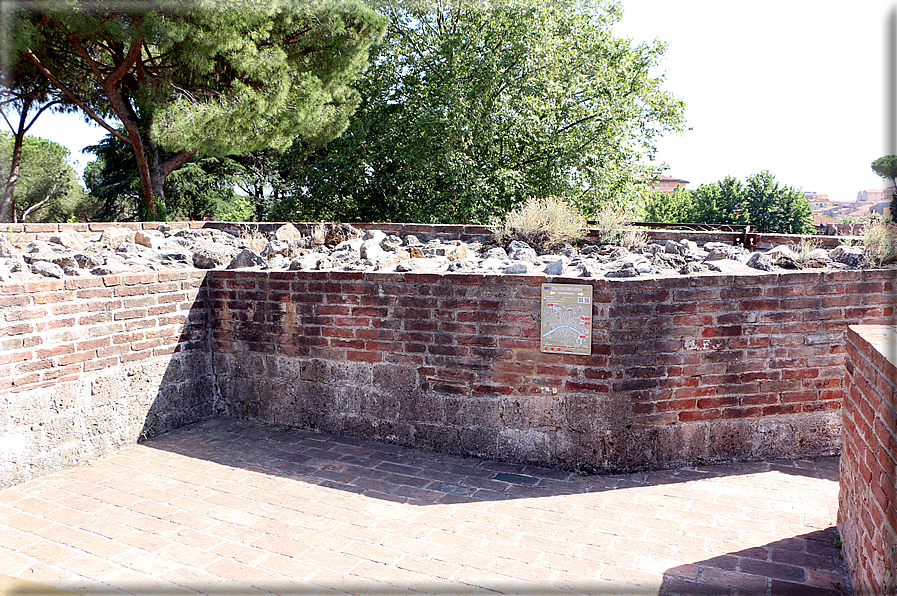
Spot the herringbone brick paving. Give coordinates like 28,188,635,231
0,419,851,595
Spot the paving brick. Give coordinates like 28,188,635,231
0,421,850,596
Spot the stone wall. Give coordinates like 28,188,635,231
7,221,853,249
0,271,214,487
840,325,897,595
209,267,896,472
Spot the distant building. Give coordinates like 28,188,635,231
856,188,890,204
650,175,689,195
806,192,834,212
869,201,892,218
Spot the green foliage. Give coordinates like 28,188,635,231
218,197,257,222
644,187,698,223
84,132,243,221
871,155,897,185
871,156,897,217
0,131,85,222
642,171,813,234
275,0,685,224
11,0,387,219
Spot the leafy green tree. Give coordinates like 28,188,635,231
11,0,386,220
743,171,812,234
275,0,685,224
691,176,746,224
644,187,695,223
871,155,897,217
0,55,72,223
642,171,812,234
0,132,85,222
83,132,244,221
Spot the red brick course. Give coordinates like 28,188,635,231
840,325,897,595
207,267,896,471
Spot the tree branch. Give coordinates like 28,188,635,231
25,49,131,145
159,149,197,178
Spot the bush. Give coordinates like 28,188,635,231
863,220,897,267
592,204,640,246
491,196,585,248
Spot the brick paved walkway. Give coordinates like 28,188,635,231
0,419,851,595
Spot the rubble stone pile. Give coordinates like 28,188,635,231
0,222,871,282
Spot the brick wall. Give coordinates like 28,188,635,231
840,325,897,595
3,221,894,485
0,271,214,487
209,268,896,472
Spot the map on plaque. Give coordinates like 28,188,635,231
540,283,593,355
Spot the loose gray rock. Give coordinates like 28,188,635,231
544,258,567,276
446,259,476,272
0,236,17,258
396,258,445,272
446,244,470,261
746,252,775,271
653,252,686,269
507,240,537,262
360,239,386,263
665,240,687,255
31,260,65,278
49,232,88,251
479,258,506,270
767,245,799,261
605,262,639,278
363,229,387,244
273,223,304,242
115,242,143,255
830,245,865,268
191,243,239,269
483,247,508,260
100,227,135,249
134,230,166,250
680,262,709,275
26,240,56,255
504,262,533,274
227,248,266,269
0,263,11,281
74,253,103,269
403,235,422,246
267,255,290,269
381,235,403,251
578,259,604,278
262,240,291,259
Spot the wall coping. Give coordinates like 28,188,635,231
847,324,897,378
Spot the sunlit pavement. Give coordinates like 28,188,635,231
0,418,851,595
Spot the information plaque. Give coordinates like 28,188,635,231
540,283,593,355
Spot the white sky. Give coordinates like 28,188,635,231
613,0,896,202
17,0,897,203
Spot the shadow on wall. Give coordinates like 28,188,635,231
0,272,216,488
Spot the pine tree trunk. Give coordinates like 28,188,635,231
0,103,30,223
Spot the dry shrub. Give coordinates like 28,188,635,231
863,220,897,267
492,196,585,248
239,224,267,252
592,204,638,246
311,223,326,246
795,237,820,263
621,228,648,250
